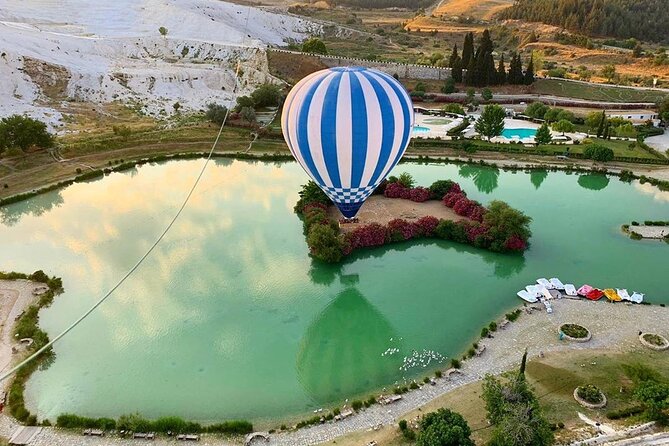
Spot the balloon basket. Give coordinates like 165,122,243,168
339,217,359,226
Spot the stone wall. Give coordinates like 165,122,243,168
269,49,451,81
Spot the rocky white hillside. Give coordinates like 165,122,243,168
0,0,320,129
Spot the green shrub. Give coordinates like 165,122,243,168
450,358,461,369
399,419,408,431
583,144,614,162
607,405,644,419
560,324,589,338
410,381,419,390
428,179,456,200
351,400,363,411
481,327,490,338
488,321,497,332
505,309,521,322
577,385,604,404
435,370,443,378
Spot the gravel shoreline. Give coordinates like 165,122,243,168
1,298,667,445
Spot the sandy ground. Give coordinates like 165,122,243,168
328,194,466,232
0,279,41,377
0,293,667,445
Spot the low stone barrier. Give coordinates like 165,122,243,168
639,333,669,351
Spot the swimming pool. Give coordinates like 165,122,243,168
501,128,537,139
413,126,430,133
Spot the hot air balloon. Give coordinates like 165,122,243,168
282,67,414,219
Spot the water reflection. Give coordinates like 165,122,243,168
578,174,610,191
0,190,64,226
296,288,402,403
530,170,548,190
346,239,526,279
458,165,500,194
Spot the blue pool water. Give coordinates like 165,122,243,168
501,128,537,139
413,126,430,133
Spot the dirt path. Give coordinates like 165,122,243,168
0,280,40,377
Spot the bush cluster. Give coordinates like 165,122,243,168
296,177,531,263
577,385,604,404
56,414,253,435
560,323,589,338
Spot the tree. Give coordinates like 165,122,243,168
451,57,463,83
596,110,607,137
0,115,54,153
633,44,644,58
205,103,228,125
544,107,574,123
634,381,669,423
234,95,255,112
302,37,327,55
441,103,466,116
482,353,553,446
482,88,493,101
484,200,532,245
601,64,617,82
524,54,535,85
465,88,476,104
475,104,505,141
535,123,552,144
448,44,459,68
158,26,168,36
397,172,415,188
658,99,669,124
441,77,456,94
307,224,343,263
552,119,574,135
250,83,282,107
417,408,474,446
583,144,614,161
524,102,548,119
462,32,474,69
497,55,507,85
239,106,256,124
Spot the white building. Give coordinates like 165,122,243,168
607,110,660,126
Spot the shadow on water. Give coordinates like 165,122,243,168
0,190,64,226
530,170,549,190
458,164,500,194
578,173,610,191
296,287,403,403
343,238,527,279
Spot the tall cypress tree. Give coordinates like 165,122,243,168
497,54,507,84
478,29,494,55
464,57,476,86
524,53,535,85
452,56,463,83
449,44,459,67
462,32,474,69
509,53,523,85
484,52,496,86
596,110,606,137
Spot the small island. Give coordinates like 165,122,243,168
295,173,532,263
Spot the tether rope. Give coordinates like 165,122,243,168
0,6,258,383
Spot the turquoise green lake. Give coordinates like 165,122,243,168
0,159,667,424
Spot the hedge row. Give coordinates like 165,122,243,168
56,413,253,435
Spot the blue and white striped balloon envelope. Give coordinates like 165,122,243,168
282,67,414,219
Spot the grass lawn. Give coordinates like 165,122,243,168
322,348,669,446
533,79,669,103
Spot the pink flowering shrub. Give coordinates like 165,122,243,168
345,223,388,249
504,235,527,252
453,197,479,217
415,216,439,236
409,187,430,202
387,218,419,241
469,205,487,222
443,191,466,207
384,182,406,198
